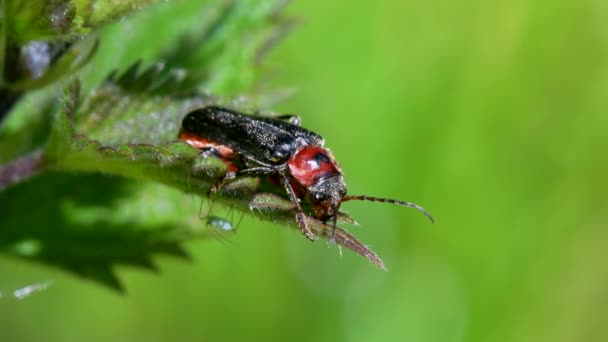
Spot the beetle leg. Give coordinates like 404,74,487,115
208,166,275,196
280,173,316,241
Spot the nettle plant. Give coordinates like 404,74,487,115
0,0,396,291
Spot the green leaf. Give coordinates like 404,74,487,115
0,0,171,91
2,0,285,163
1,0,164,43
0,172,198,291
0,0,386,292
156,0,290,94
0,90,59,163
9,38,99,91
73,0,167,29
2,0,77,43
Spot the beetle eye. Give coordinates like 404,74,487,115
313,191,328,202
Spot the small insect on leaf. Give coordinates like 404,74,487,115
206,216,234,232
205,215,238,242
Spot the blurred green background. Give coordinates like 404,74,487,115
2,0,608,341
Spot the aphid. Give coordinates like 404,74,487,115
205,215,238,242
206,216,235,232
179,106,433,241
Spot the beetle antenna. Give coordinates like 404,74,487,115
342,195,434,223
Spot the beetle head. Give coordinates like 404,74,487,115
308,175,347,222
